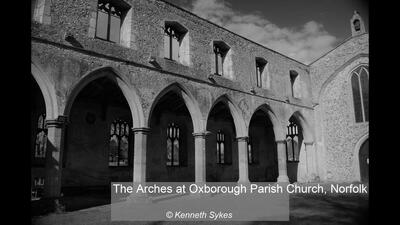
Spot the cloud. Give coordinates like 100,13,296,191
190,0,337,64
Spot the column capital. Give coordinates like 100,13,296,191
276,140,286,144
304,141,314,146
193,131,211,137
132,127,151,133
46,116,68,128
236,136,249,142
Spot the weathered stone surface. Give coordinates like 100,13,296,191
31,0,368,194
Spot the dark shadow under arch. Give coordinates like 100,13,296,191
206,100,239,182
64,67,144,128
147,82,203,133
31,76,47,200
248,108,278,182
62,75,134,208
206,94,247,137
146,90,195,182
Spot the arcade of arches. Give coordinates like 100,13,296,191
30,70,368,201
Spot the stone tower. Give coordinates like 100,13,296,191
350,11,366,36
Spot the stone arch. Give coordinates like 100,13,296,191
147,82,204,133
163,20,190,66
288,110,314,143
347,63,369,81
248,103,282,182
207,94,247,137
286,110,315,183
251,104,285,141
31,61,59,120
63,66,145,128
211,40,234,79
353,133,369,182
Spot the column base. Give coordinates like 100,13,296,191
195,178,206,184
277,175,289,183
237,178,250,184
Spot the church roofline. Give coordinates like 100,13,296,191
308,32,368,66
156,0,308,67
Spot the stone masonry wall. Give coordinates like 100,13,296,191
31,0,313,120
32,0,358,185
310,34,369,182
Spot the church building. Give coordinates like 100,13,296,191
31,0,368,200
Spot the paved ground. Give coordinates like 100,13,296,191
32,192,368,225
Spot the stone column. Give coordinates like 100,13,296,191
237,136,249,183
193,131,210,183
132,127,150,184
304,142,315,181
276,140,289,182
44,116,67,198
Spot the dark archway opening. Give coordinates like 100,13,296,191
359,139,369,183
206,102,238,182
147,91,195,182
31,76,47,201
248,109,278,182
62,76,133,209
286,116,303,183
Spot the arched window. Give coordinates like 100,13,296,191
34,114,47,158
164,25,181,61
351,66,369,123
95,0,130,43
286,121,299,162
216,130,225,164
109,119,130,166
164,21,188,63
213,41,230,76
166,123,180,166
290,70,301,98
255,57,268,88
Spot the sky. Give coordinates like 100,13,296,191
162,0,369,64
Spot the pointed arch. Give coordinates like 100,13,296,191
286,110,314,183
207,95,247,137
251,104,285,141
63,66,145,128
31,61,59,120
350,65,369,123
147,82,204,133
353,133,369,182
288,110,314,143
248,103,281,182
